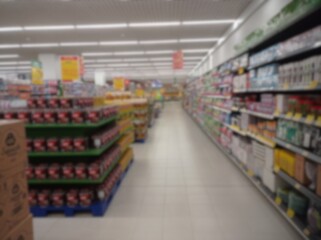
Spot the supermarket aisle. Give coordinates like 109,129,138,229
34,102,302,240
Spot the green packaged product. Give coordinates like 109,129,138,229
277,188,290,204
288,192,309,216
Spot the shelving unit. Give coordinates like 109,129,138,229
183,6,321,239
24,101,135,217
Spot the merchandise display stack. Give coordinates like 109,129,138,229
0,96,134,217
0,120,33,240
132,99,149,142
184,17,321,239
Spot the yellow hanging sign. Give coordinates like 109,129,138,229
113,77,125,91
31,60,44,85
60,56,80,81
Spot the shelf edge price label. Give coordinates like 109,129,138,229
302,151,309,157
305,114,315,124
247,169,254,177
316,116,321,127
293,113,302,120
274,166,280,173
287,209,295,218
285,112,293,119
275,197,282,205
294,183,301,190
303,228,310,236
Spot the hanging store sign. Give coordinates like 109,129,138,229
113,77,125,91
31,60,44,85
60,56,80,82
173,51,184,70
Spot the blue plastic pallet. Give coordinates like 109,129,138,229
31,160,134,217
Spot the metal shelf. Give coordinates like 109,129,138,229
275,170,321,204
274,138,321,164
240,109,276,120
28,135,121,158
26,116,117,129
184,109,313,240
28,156,120,185
278,114,321,128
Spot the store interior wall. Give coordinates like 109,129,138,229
195,0,291,76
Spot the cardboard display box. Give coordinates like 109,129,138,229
294,154,310,185
0,120,28,173
0,120,30,239
2,215,33,240
0,171,30,239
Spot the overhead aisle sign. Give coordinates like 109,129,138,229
31,60,44,85
173,51,184,70
60,56,80,82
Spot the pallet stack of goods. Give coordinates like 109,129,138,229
132,99,149,142
183,14,321,239
0,120,33,240
0,96,134,217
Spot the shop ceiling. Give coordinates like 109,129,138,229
0,0,253,79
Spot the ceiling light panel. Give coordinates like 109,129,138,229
21,43,59,48
180,38,220,43
182,20,235,25
0,54,19,59
24,25,75,31
76,24,127,29
82,52,113,56
99,41,138,46
96,59,123,63
183,49,208,53
114,51,145,56
0,27,22,32
60,42,98,47
145,50,174,55
129,22,181,27
140,40,178,45
0,44,20,49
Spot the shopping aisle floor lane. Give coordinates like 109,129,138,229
33,102,303,240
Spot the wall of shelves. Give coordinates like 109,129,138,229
183,6,321,239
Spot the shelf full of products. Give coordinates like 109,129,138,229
0,96,135,217
183,15,321,240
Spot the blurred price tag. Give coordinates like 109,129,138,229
309,80,318,89
294,113,302,120
303,228,310,236
305,114,315,124
294,183,301,190
287,209,295,218
316,117,321,127
285,112,293,118
302,151,309,157
275,197,282,205
247,170,254,177
274,166,280,173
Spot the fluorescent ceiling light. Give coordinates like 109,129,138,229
0,61,30,66
130,63,152,67
182,20,235,25
85,64,107,68
22,43,59,48
140,40,177,45
76,24,127,29
114,51,145,56
129,22,180,27
0,44,20,49
183,49,208,53
0,66,30,70
100,41,138,46
82,52,113,56
184,56,202,60
153,62,172,66
108,63,130,67
180,38,220,43
145,50,174,55
149,57,172,61
18,61,31,65
0,54,19,59
0,27,22,32
24,25,74,31
125,58,149,62
60,42,98,46
96,59,123,63
83,60,96,63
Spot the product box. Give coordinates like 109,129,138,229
0,120,27,173
0,171,30,239
2,214,33,240
317,165,321,197
263,168,287,193
294,154,310,185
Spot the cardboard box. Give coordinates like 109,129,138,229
317,165,321,197
263,168,287,193
294,154,310,185
3,214,33,240
0,120,28,173
0,171,30,239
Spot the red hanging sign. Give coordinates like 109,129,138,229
173,51,184,70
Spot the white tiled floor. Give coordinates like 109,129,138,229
34,102,303,240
